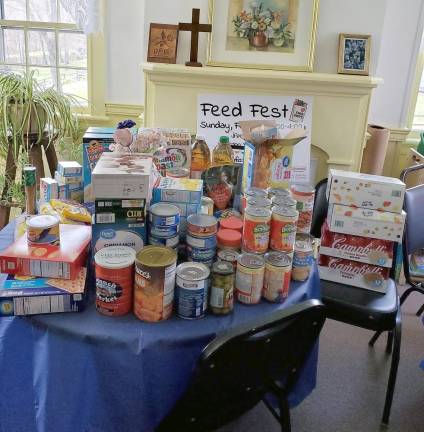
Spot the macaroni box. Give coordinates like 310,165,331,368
152,178,203,205
318,255,390,293
327,169,405,213
40,178,58,202
57,161,82,177
328,204,406,242
0,267,87,316
320,221,393,267
94,198,147,225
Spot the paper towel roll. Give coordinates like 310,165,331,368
361,124,390,175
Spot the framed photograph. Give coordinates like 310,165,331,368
207,0,320,72
147,24,179,64
338,33,371,75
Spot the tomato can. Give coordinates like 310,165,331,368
268,188,290,200
235,253,265,304
241,187,268,214
271,196,297,210
242,207,271,254
94,246,136,316
270,206,299,254
187,214,218,237
26,214,60,246
134,246,177,322
175,262,210,319
290,185,315,234
292,234,314,281
263,251,292,303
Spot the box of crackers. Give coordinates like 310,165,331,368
327,169,405,213
0,267,87,316
0,224,91,280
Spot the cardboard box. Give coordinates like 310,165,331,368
318,255,389,293
159,128,192,171
0,224,91,280
327,169,405,213
328,204,406,242
40,178,58,202
55,172,82,185
94,198,147,225
320,221,393,267
0,267,87,316
57,161,82,177
92,222,146,254
55,173,84,202
152,178,203,204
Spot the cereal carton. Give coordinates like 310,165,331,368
328,204,406,242
318,255,390,293
91,223,146,254
327,169,405,213
152,178,203,205
158,128,192,172
320,221,393,267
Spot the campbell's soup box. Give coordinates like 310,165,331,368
327,169,405,214
318,255,390,293
320,221,393,268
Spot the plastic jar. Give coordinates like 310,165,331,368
210,261,235,315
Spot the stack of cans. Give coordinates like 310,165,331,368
148,203,180,249
186,214,218,267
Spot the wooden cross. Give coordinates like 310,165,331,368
179,8,212,67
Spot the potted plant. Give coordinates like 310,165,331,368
272,23,292,48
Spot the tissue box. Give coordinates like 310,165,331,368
320,221,393,267
152,178,203,205
40,178,58,202
94,198,147,225
328,204,406,242
318,255,389,293
57,161,82,177
327,169,405,213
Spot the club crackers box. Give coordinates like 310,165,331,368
327,169,405,213
0,267,87,316
94,198,147,225
83,127,115,213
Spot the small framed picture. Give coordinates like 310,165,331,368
147,24,179,64
338,33,371,75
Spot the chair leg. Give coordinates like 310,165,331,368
400,286,424,306
279,397,291,432
385,331,394,354
382,311,402,425
416,303,424,317
368,330,383,347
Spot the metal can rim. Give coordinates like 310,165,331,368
176,262,211,281
135,245,177,268
150,202,180,217
95,246,136,269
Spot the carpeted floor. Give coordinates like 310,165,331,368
216,288,424,432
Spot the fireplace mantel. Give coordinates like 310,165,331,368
143,62,382,179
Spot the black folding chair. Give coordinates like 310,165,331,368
310,179,401,426
156,299,326,432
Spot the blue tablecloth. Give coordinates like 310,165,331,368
0,221,320,432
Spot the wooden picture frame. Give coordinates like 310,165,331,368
338,33,371,76
147,24,179,64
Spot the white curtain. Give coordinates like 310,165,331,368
68,0,102,34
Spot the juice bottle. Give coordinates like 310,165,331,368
191,134,211,179
212,136,234,166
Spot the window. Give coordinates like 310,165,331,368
0,0,88,106
412,59,424,130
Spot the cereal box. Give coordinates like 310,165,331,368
91,223,146,254
327,169,405,213
328,204,406,242
0,267,87,316
318,255,390,293
92,153,158,200
159,128,192,171
320,221,393,267
40,178,58,202
0,225,91,279
57,161,82,177
152,177,203,205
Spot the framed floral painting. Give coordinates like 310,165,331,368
207,0,320,71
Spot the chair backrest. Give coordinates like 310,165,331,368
310,178,329,238
403,184,424,255
157,300,326,432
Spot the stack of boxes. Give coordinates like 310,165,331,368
318,170,406,292
91,153,159,255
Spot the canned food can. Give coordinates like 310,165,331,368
290,185,315,234
271,196,297,209
217,249,239,270
241,187,268,214
268,187,290,199
166,167,190,179
149,224,179,239
263,251,292,303
94,246,136,316
186,245,217,261
175,262,210,319
270,206,299,253
219,215,243,233
187,214,218,237
134,246,178,322
236,253,265,304
148,234,179,249
292,234,314,281
215,208,242,220
246,196,272,210
186,233,217,249
188,256,214,267
200,196,214,216
210,261,234,315
149,203,180,227
242,207,271,254
26,214,60,246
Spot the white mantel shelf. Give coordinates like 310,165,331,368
143,62,383,179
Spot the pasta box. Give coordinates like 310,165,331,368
327,169,405,213
328,204,406,242
318,255,390,293
0,267,87,316
0,224,91,280
320,221,393,267
152,178,203,205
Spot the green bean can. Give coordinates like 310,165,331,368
210,261,234,315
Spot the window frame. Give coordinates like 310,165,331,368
407,50,424,134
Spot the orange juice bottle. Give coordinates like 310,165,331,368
212,136,234,166
191,135,211,179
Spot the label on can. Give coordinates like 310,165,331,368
187,245,216,261
26,215,60,246
186,234,217,249
148,234,179,248
270,207,299,253
263,253,292,303
242,208,271,254
236,257,265,304
149,224,179,238
176,275,209,319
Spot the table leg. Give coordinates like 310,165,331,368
29,143,45,186
0,144,18,228
44,140,58,178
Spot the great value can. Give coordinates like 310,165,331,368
94,246,136,316
26,214,60,246
270,206,299,254
242,207,272,254
235,253,265,304
134,246,178,322
263,251,292,303
175,262,210,319
148,234,179,249
186,233,217,249
149,203,180,239
291,185,315,234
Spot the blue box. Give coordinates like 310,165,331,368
241,141,255,193
152,178,203,205
57,161,83,177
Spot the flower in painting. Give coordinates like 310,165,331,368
258,22,267,31
251,20,259,29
